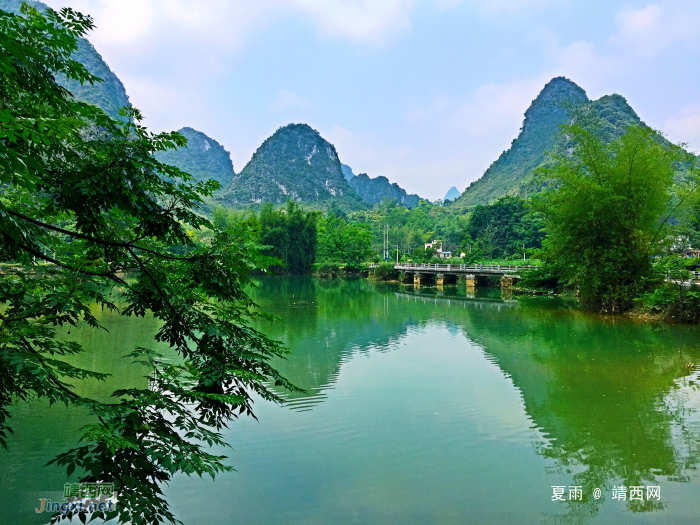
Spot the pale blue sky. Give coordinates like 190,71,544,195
45,0,700,200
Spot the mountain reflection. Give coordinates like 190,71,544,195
252,276,700,521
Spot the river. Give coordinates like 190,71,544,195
2,276,700,524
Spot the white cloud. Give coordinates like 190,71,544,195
268,91,311,112
45,0,419,48
329,78,548,198
291,0,414,43
118,76,187,121
460,0,552,15
546,40,618,95
46,0,559,51
665,105,700,154
457,80,543,137
611,2,700,58
405,78,544,140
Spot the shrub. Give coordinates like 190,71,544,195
638,284,700,323
317,261,341,277
373,262,398,281
517,265,561,292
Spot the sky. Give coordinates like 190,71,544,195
43,0,700,200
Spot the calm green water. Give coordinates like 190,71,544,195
2,276,700,524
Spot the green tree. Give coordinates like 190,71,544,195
535,119,694,309
341,222,373,268
317,215,373,268
317,215,344,262
466,196,544,259
212,204,230,230
285,201,318,273
259,201,318,273
0,5,295,524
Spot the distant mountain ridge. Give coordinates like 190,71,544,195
15,3,661,213
444,186,461,202
154,127,235,187
347,172,422,208
219,124,364,210
1,1,428,211
341,163,424,207
341,164,355,181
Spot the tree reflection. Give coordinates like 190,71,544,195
407,291,700,522
252,279,700,521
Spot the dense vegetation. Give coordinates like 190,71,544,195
533,113,699,310
210,194,541,274
259,201,318,274
0,6,295,524
464,196,544,260
317,213,374,269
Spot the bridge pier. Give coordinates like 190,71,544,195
414,273,423,287
414,273,436,287
436,273,458,287
463,274,488,291
501,275,518,288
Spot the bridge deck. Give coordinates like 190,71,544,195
390,263,537,276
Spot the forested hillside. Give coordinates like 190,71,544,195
219,124,365,210
0,0,130,119
451,77,663,208
452,77,588,208
154,127,235,186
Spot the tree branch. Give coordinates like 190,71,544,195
126,246,198,342
4,209,203,260
1,231,128,282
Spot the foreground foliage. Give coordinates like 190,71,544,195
0,5,294,523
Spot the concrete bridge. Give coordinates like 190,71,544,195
391,263,537,289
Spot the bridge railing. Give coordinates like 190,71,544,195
387,263,538,272
367,264,700,280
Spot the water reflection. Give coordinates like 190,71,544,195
252,277,424,410
252,276,700,521
443,293,700,523
2,276,699,524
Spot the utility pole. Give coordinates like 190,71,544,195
383,223,389,260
